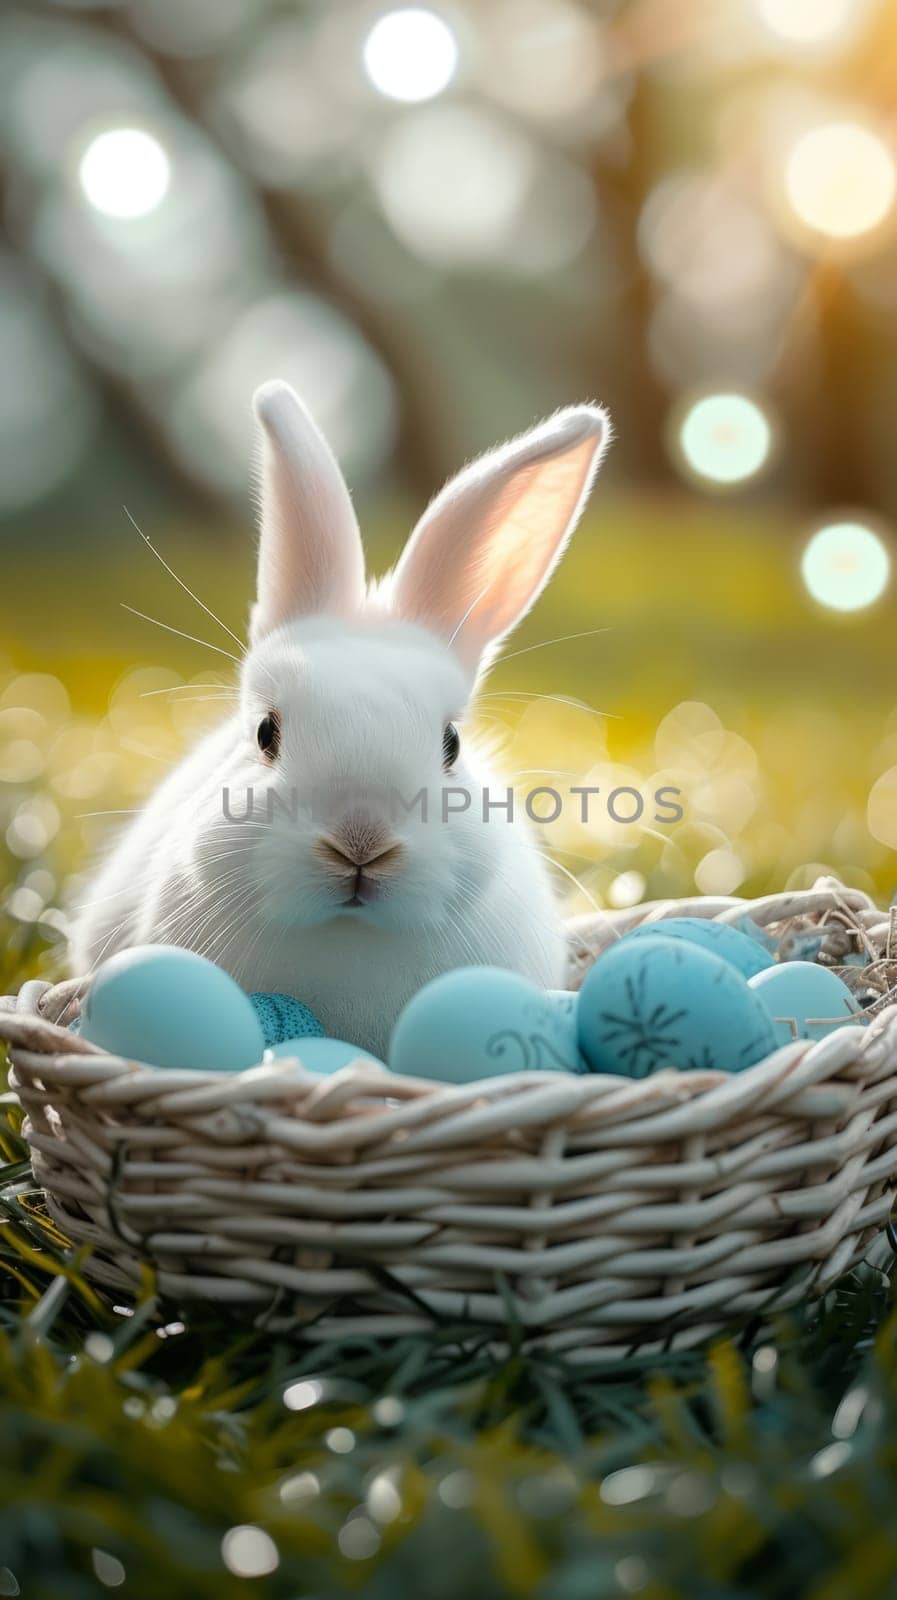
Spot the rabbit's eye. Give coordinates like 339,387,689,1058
257,712,280,760
442,722,460,771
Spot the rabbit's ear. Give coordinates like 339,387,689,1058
250,381,365,640
390,405,611,671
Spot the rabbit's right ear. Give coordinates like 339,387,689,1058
389,405,610,674
250,381,365,641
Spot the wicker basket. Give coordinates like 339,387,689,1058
2,878,896,1360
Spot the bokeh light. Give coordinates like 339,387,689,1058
640,175,783,311
607,870,646,909
362,9,458,103
694,847,746,895
801,521,891,610
784,122,895,241
509,153,597,274
43,128,266,379
641,173,799,388
676,393,773,487
480,0,614,128
215,19,362,184
372,104,533,265
78,127,171,219
0,255,97,513
648,287,796,391
867,766,897,849
755,0,869,49
170,291,397,490
220,1526,279,1579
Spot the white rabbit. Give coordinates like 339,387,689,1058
71,384,611,1056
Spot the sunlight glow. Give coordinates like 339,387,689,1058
756,0,865,47
78,128,171,220
785,122,895,240
363,9,458,103
678,394,772,486
801,522,890,610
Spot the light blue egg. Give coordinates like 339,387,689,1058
577,935,778,1078
747,961,862,1048
548,989,578,1020
390,967,582,1083
80,945,265,1073
265,1037,384,1073
548,989,588,1073
249,992,324,1048
619,916,774,979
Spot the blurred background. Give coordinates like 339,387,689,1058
1,0,896,979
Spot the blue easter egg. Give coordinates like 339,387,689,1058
249,992,324,1048
390,967,582,1083
548,989,588,1072
548,989,578,1020
619,917,774,979
578,935,778,1078
747,961,862,1048
265,1037,384,1073
80,945,265,1073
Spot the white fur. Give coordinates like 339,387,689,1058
71,385,610,1057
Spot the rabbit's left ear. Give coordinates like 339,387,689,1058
250,381,365,641
389,405,611,672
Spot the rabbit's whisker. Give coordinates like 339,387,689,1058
477,690,618,720
507,768,581,780
118,739,175,765
124,506,246,652
158,696,241,706
497,625,614,665
121,605,242,664
139,684,237,699
75,809,142,820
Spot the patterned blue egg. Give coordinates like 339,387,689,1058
80,945,265,1072
748,961,862,1048
618,917,774,979
265,1037,384,1073
390,968,582,1083
577,935,778,1077
548,990,588,1073
249,992,324,1048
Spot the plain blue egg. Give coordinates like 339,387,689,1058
577,935,778,1078
265,1037,385,1073
249,992,324,1048
390,967,582,1083
748,961,862,1048
618,916,774,979
80,945,265,1073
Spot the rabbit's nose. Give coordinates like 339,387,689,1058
316,811,405,875
317,836,405,875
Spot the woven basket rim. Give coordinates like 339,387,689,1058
2,874,894,1102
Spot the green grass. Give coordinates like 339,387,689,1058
1,495,896,1596
1,1119,896,1599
